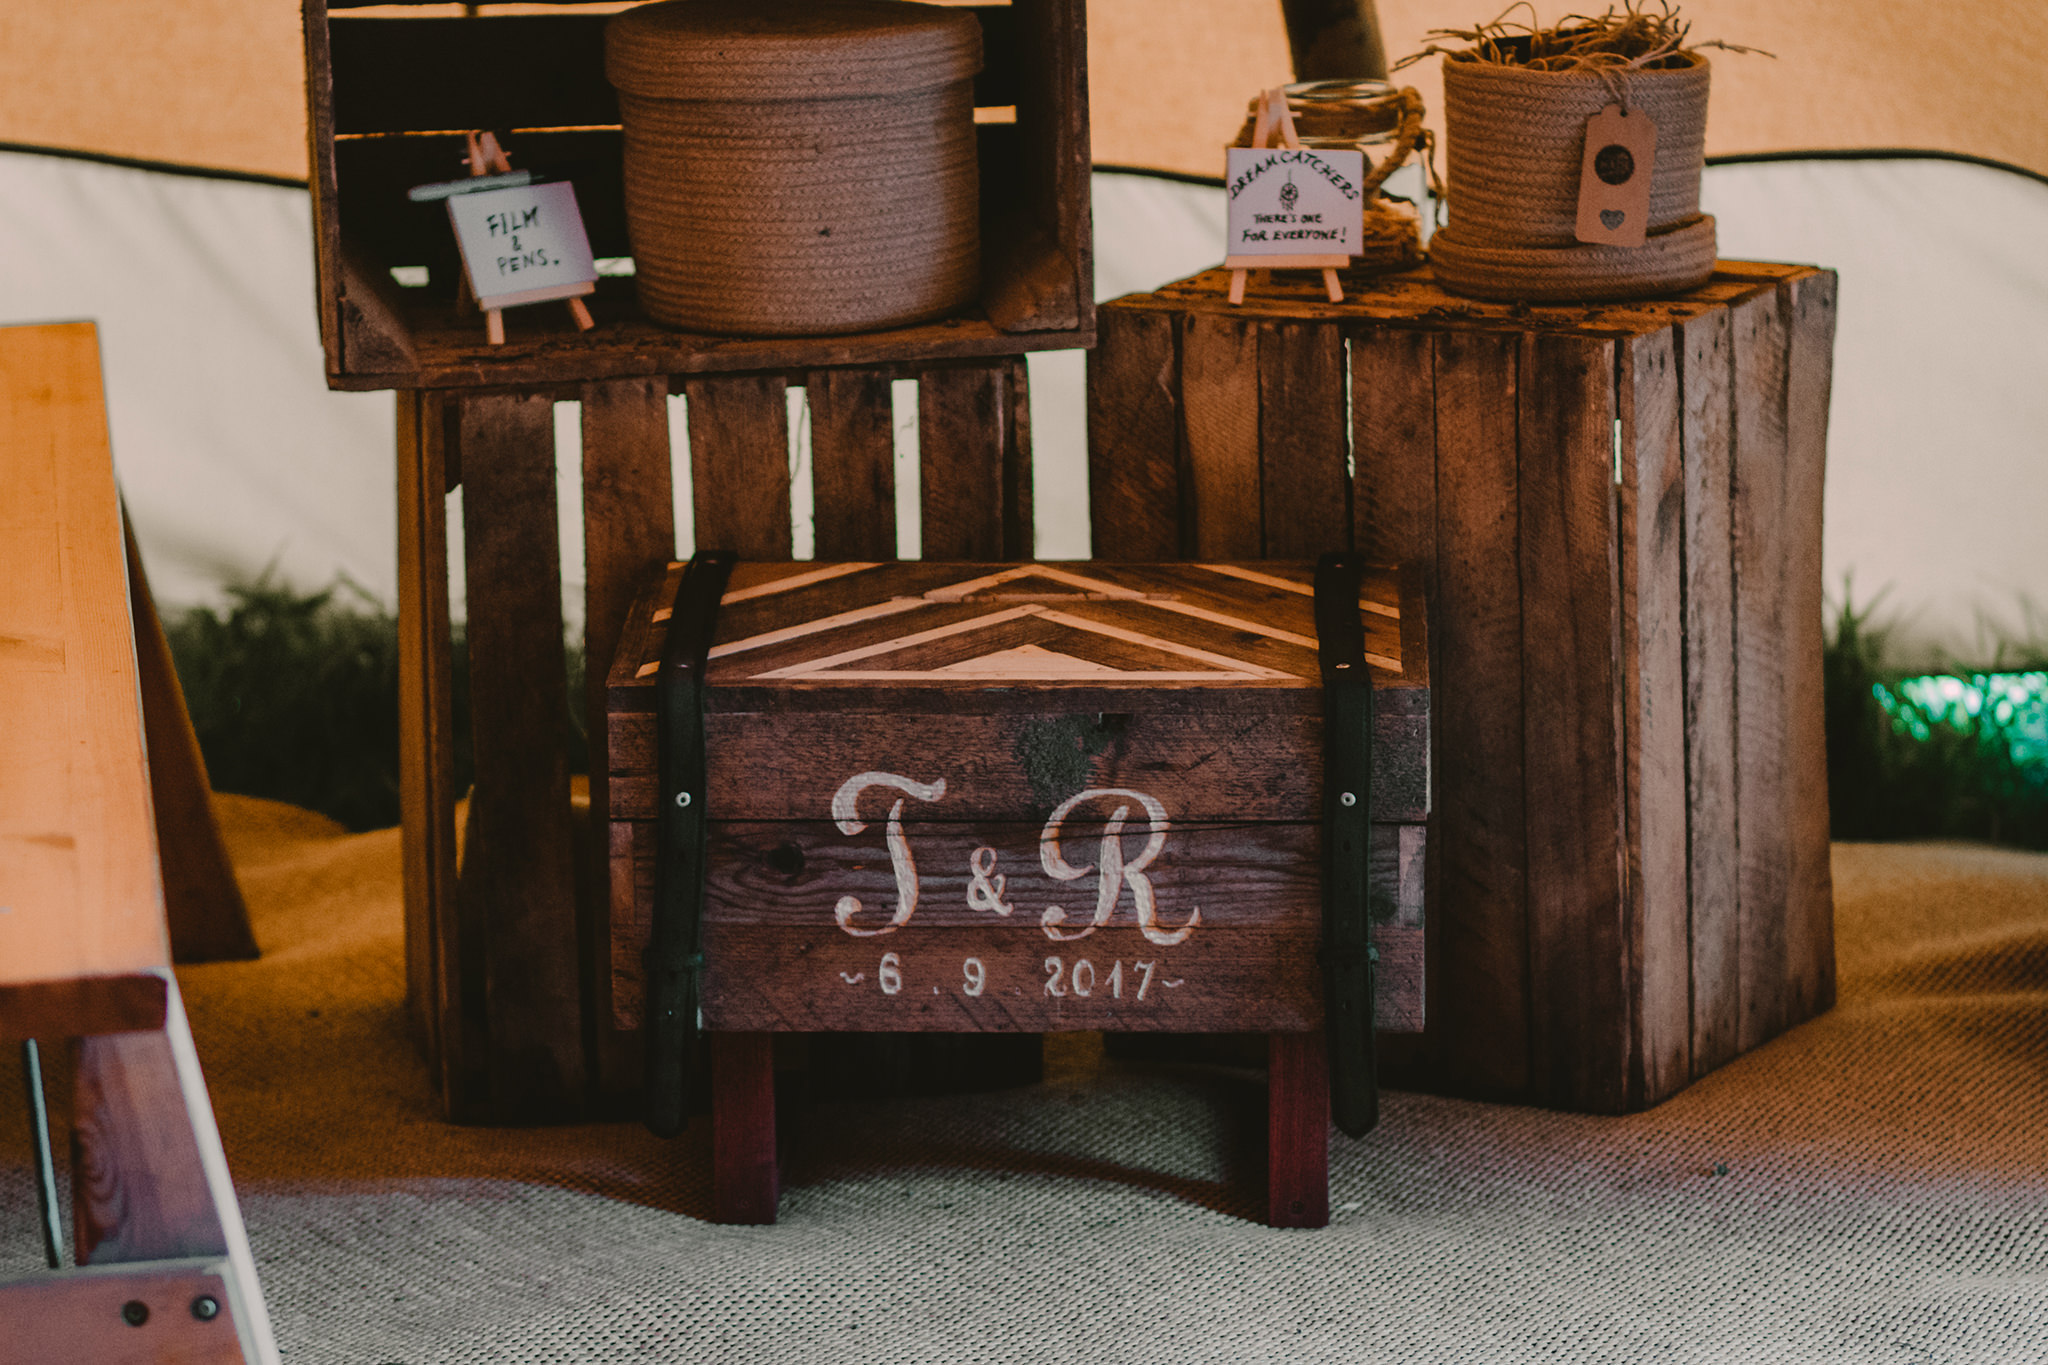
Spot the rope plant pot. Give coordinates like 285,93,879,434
606,0,983,336
1410,7,1723,302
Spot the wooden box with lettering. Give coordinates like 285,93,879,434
605,556,1430,1227
1087,259,1838,1116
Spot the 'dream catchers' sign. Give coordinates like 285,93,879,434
446,180,598,309
1224,147,1366,257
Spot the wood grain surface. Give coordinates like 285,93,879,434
919,364,1011,561
1180,313,1264,559
1619,327,1691,1104
1350,327,1436,572
711,1032,779,1225
807,368,899,562
0,323,171,987
456,391,583,1115
0,1257,248,1364
1257,322,1349,557
579,377,674,1101
687,374,792,560
1267,1031,1330,1228
1086,306,1181,560
72,1029,229,1264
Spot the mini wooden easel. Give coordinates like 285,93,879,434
0,323,279,1365
1226,87,1347,306
462,131,597,346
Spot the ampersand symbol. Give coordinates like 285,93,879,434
966,846,1015,916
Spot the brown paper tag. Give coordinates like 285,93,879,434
1575,104,1657,248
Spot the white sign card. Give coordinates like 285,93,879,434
445,180,598,309
1224,147,1367,258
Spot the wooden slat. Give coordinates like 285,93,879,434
1258,322,1350,557
396,392,474,1112
305,0,343,378
457,392,583,1115
1001,356,1035,559
1781,270,1840,1022
919,363,1010,560
1003,0,1091,332
1266,1031,1330,1228
0,1257,248,1364
1677,308,1740,1077
1422,329,1527,1098
1086,306,1181,560
1350,326,1436,570
73,1030,229,1265
126,523,257,964
687,374,792,560
0,975,166,1044
1729,285,1794,1054
580,377,673,1099
0,323,169,988
1618,327,1692,1106
1179,312,1263,559
1517,332,1626,1113
807,368,898,561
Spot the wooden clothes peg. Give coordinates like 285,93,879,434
1227,88,1347,306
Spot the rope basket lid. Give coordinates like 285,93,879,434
606,0,983,104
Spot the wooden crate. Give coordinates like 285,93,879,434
305,0,1092,390
398,357,1034,1122
1087,260,1838,1113
603,556,1431,1224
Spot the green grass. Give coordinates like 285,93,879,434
166,576,2046,850
166,578,583,833
1823,591,2048,850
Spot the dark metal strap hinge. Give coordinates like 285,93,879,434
1314,552,1378,1139
646,550,734,1138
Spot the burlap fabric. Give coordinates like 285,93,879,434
1433,54,1716,301
4,796,2045,1362
606,0,981,337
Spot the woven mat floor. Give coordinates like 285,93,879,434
5,795,2047,1363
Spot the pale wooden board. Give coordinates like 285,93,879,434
0,322,170,985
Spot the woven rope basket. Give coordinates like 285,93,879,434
1431,53,1715,301
606,0,982,337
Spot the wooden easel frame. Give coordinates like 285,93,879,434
1226,87,1348,306
459,132,598,347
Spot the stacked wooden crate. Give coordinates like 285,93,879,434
303,0,1092,1119
1088,260,1838,1112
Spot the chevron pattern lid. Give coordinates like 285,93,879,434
614,560,1414,695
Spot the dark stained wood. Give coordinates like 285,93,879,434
1266,1031,1330,1228
611,819,1423,1035
580,377,674,1100
1618,328,1691,1106
304,0,342,379
1729,284,1793,1055
919,364,1010,560
1782,272,1840,1023
711,1032,779,1225
1007,0,1092,333
338,240,418,376
395,391,474,1112
457,392,584,1116
687,374,792,560
1516,331,1626,1113
72,1031,229,1265
1350,327,1436,571
1258,322,1350,557
1179,313,1263,559
124,523,257,965
1420,330,1528,1100
0,976,167,1044
0,1258,248,1363
1677,307,1740,1078
1001,356,1035,559
807,368,898,561
1086,306,1181,560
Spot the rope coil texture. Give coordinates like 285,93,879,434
1434,53,1715,300
607,0,982,337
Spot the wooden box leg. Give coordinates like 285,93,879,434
1267,1032,1330,1228
712,1032,779,1225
